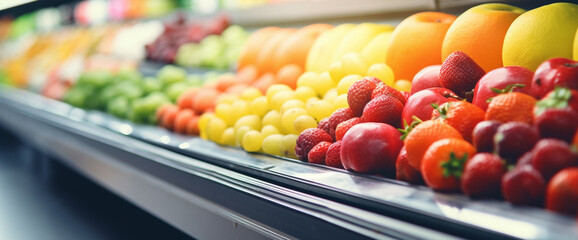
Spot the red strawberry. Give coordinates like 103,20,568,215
326,107,355,140
295,128,333,161
546,168,578,215
502,165,546,206
326,140,344,169
335,117,364,141
494,122,539,164
396,146,424,184
347,77,378,116
534,87,578,142
530,139,578,181
461,153,506,198
371,84,406,105
361,95,403,127
515,151,533,169
401,91,410,103
440,51,486,100
308,141,332,165
541,88,578,113
364,76,384,86
318,117,332,136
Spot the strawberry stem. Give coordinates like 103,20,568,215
398,116,423,140
432,102,450,119
535,87,571,115
441,152,468,178
490,83,526,94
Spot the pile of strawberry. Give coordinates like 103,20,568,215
295,51,578,216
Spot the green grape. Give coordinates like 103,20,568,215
262,110,282,130
165,82,189,102
295,86,318,102
206,117,227,144
280,134,299,159
234,115,262,132
280,99,305,113
157,65,187,86
142,77,162,95
235,126,252,147
281,108,307,134
260,125,280,139
367,63,395,86
337,74,363,95
240,87,263,101
249,96,269,117
306,99,334,122
294,115,318,133
270,91,297,111
242,130,263,152
262,134,284,156
186,74,204,87
266,84,292,102
221,127,236,146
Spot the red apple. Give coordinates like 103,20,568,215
532,58,578,99
402,87,460,125
411,65,442,95
472,66,533,111
341,122,403,175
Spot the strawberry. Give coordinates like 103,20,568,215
546,168,578,215
440,51,486,101
347,77,379,116
335,117,364,141
515,151,533,169
326,140,344,169
494,122,539,164
308,141,332,165
534,87,578,142
295,128,333,161
529,139,578,181
396,146,424,184
461,153,506,198
502,165,545,206
364,76,384,86
371,84,407,105
317,117,332,136
326,107,355,140
361,95,403,127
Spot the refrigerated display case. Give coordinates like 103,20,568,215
0,0,577,239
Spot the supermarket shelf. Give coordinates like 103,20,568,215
1,87,578,239
0,86,459,239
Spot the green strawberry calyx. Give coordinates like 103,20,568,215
486,83,526,103
534,87,571,116
431,103,451,120
398,116,423,141
441,152,468,178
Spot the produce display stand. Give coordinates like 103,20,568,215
1,84,577,239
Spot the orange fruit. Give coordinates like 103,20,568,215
442,3,525,72
156,103,176,124
161,105,179,130
215,74,238,92
238,27,280,70
431,101,485,142
186,115,201,136
236,65,259,84
386,12,456,81
421,138,476,192
177,87,200,110
252,73,277,94
404,120,463,171
276,64,303,89
271,24,332,72
174,109,195,134
192,88,220,114
225,83,250,95
485,92,537,124
255,28,297,74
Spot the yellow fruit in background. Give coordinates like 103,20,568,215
361,31,393,65
332,23,393,62
306,24,356,72
574,28,578,60
442,3,525,72
340,52,370,76
503,2,578,71
366,63,395,86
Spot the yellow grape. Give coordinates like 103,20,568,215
280,99,305,113
367,63,395,86
266,84,293,102
234,114,262,132
280,134,299,159
262,134,284,156
311,72,335,96
296,71,319,89
270,91,297,111
240,87,263,101
221,127,236,146
394,79,412,92
323,88,338,102
328,61,345,83
216,93,238,105
262,110,282,130
215,103,235,126
242,130,263,152
337,74,363,95
206,117,227,144
249,96,269,117
295,86,318,102
235,126,252,147
294,115,318,133
198,112,216,139
231,100,250,121
281,108,307,134
306,99,333,121
340,52,369,76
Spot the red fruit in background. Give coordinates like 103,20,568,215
341,122,403,175
461,153,505,198
411,65,442,95
372,84,406,105
541,88,578,113
534,108,578,142
402,87,460,125
546,168,578,215
326,108,355,140
439,51,486,100
308,141,332,165
396,146,424,185
502,165,546,206
472,120,501,153
532,58,578,99
361,95,403,127
335,117,364,141
347,78,378,116
295,128,333,161
530,139,578,181
325,141,344,169
494,122,539,164
431,101,485,142
472,66,533,111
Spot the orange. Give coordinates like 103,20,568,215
421,138,476,192
442,3,525,72
431,101,485,143
255,28,297,74
485,92,537,124
161,105,179,130
236,65,259,84
404,120,463,171
252,73,277,94
177,88,200,110
271,24,332,72
186,115,201,136
174,109,195,134
156,103,176,125
237,27,280,70
386,12,456,81
276,64,303,89
192,88,220,114
215,74,238,92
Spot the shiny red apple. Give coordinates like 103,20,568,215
401,87,460,125
411,65,442,95
532,58,578,99
472,66,533,111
